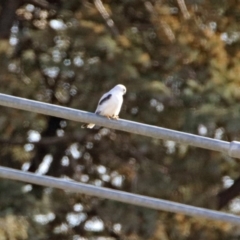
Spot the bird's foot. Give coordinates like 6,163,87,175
112,115,119,120
110,115,119,120
107,115,119,120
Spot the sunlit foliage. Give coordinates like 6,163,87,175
0,0,240,239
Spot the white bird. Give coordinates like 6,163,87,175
81,84,127,128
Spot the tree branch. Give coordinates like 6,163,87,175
217,177,240,209
93,0,119,38
24,0,51,10
0,0,23,39
145,2,175,43
177,0,190,20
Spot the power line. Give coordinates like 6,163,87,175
0,93,239,158
0,166,239,224
0,93,239,224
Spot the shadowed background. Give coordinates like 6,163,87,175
0,0,240,239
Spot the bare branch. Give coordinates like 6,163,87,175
93,0,119,38
0,0,23,39
145,2,175,43
24,0,55,10
176,0,190,20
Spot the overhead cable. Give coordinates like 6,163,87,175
0,166,239,224
0,93,239,158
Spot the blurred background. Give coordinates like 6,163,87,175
0,0,240,239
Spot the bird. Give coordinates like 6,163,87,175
81,84,127,129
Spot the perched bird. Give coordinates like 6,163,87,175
81,84,127,128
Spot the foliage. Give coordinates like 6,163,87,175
0,0,240,239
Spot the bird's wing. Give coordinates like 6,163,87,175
98,93,112,105
95,92,112,114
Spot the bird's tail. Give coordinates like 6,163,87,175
81,123,95,129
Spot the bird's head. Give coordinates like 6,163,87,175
113,84,127,95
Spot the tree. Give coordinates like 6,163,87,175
0,0,240,239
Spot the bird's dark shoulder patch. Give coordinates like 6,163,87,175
99,94,112,105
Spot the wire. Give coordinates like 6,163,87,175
0,93,240,224
0,166,239,224
0,93,239,158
